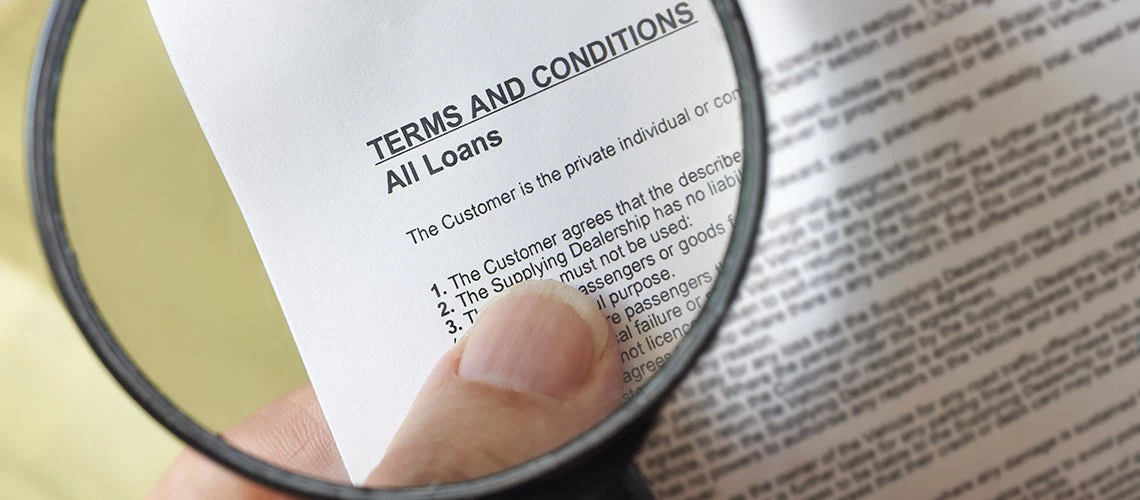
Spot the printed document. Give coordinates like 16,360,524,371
638,1,1140,499
148,0,742,483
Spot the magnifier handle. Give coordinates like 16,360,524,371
535,457,655,500
503,412,660,500
614,465,657,500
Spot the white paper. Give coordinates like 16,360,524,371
147,1,745,483
638,1,1140,499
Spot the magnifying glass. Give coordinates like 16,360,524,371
28,0,766,498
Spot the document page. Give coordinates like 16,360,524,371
147,1,745,483
638,1,1140,499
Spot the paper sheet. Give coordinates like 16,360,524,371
638,1,1140,498
147,0,744,483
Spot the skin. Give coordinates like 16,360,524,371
148,280,622,499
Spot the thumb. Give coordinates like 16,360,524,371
368,280,622,486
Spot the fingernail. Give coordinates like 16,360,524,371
457,280,610,398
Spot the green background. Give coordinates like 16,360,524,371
2,1,308,496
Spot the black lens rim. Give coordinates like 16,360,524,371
27,1,768,498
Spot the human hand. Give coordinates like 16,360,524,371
148,280,622,498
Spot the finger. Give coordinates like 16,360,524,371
368,280,622,487
147,385,346,499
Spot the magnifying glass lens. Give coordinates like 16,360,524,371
44,0,761,495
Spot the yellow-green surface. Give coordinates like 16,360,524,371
2,0,308,497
